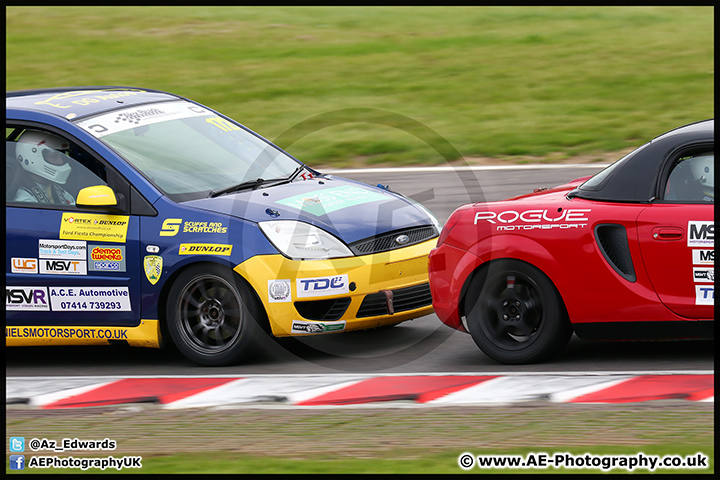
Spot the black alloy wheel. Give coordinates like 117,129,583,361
464,259,572,364
166,265,264,366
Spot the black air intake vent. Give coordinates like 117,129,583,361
348,226,438,255
295,298,351,321
357,283,433,318
594,224,636,282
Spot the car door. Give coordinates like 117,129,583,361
636,150,714,319
5,128,142,330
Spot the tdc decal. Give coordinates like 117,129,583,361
297,274,349,298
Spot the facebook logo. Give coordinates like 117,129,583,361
10,436,25,452
9,455,25,470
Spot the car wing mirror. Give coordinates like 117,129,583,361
76,185,119,207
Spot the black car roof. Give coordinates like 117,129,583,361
6,86,183,120
571,119,714,203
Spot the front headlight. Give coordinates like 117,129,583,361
259,220,353,260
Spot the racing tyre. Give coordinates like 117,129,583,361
464,259,572,364
166,265,265,366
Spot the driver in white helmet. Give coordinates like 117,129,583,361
14,130,76,205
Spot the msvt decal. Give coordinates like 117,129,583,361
39,259,87,275
291,320,346,334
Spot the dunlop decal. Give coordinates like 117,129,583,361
60,213,129,243
178,243,233,256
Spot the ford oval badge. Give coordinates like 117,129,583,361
395,234,410,245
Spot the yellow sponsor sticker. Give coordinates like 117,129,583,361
5,320,161,348
60,213,129,243
178,243,233,256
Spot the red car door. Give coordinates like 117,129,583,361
636,203,714,319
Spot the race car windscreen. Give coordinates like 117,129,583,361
76,100,300,199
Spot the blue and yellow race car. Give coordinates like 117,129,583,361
6,87,439,365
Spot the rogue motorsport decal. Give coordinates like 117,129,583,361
473,209,592,231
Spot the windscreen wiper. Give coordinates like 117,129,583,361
209,178,278,198
208,166,312,198
286,164,308,182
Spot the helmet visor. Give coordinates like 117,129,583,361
42,148,69,166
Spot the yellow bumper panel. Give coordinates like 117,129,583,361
5,320,161,348
234,239,436,336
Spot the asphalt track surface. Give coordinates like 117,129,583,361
6,165,714,377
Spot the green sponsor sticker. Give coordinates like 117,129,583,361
276,185,387,216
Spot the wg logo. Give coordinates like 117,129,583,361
11,258,38,274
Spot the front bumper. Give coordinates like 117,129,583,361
428,242,483,333
235,239,436,336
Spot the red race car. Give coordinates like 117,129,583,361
429,119,714,364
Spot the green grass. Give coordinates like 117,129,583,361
6,6,714,167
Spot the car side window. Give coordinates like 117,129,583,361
6,129,107,207
664,152,714,203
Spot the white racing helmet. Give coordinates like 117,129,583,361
688,153,714,189
16,130,72,184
